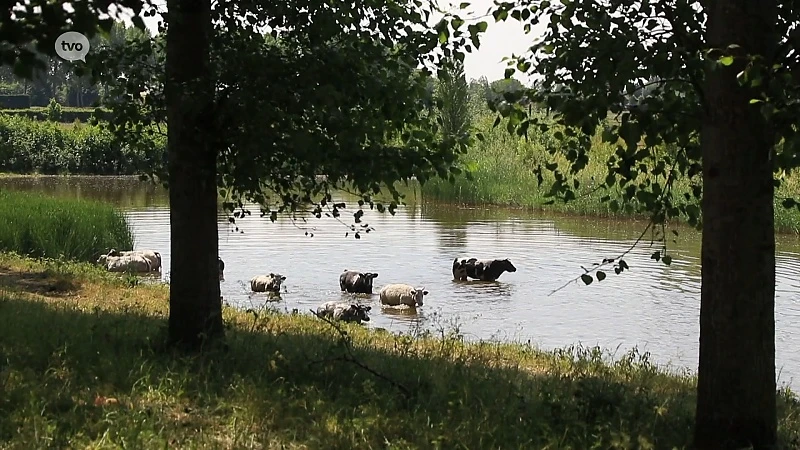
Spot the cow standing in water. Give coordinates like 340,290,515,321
452,258,517,281
339,270,379,294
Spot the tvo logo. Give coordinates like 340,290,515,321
55,31,90,62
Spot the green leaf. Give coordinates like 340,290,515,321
718,55,735,66
459,2,470,8
662,255,672,266
601,128,616,143
596,270,606,281
580,274,593,285
476,21,488,32
131,16,146,30
504,67,515,78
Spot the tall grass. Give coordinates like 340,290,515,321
0,189,134,262
0,252,798,448
422,110,623,214
421,106,800,234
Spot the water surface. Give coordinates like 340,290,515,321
4,175,799,387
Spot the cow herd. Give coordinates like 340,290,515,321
96,249,518,325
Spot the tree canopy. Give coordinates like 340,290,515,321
89,0,473,228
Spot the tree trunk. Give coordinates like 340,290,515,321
694,0,778,448
165,0,223,349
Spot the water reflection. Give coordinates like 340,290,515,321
0,175,170,207
451,280,515,299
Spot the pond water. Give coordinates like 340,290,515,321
3,175,800,387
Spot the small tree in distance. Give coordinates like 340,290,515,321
437,58,472,144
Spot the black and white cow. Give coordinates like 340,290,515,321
452,257,517,281
339,270,379,294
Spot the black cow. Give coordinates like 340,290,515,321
453,258,517,281
218,257,225,281
339,270,379,294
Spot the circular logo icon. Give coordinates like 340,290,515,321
55,31,90,62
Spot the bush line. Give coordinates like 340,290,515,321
0,114,165,175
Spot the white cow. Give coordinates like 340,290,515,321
104,254,152,273
379,283,428,307
250,273,286,293
99,249,162,272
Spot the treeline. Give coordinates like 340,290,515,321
0,76,525,176
0,22,151,108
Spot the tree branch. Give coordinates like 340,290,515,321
658,4,708,114
547,148,684,296
309,309,412,398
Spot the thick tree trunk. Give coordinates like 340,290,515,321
165,0,223,349
694,0,778,448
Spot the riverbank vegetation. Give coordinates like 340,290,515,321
0,190,133,262
0,114,165,175
420,79,800,234
5,80,800,235
0,251,797,448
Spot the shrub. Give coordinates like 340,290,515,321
0,114,165,175
0,107,111,122
45,99,63,122
0,95,31,109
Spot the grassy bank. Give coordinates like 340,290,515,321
0,252,798,448
0,190,133,262
421,110,800,234
0,114,165,175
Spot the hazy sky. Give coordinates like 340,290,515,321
122,0,546,83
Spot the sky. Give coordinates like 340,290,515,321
113,0,547,83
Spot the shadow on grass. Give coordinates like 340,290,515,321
0,264,81,296
1,291,799,449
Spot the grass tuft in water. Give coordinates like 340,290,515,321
0,252,798,449
0,190,134,263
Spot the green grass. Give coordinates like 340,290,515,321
421,109,800,234
0,252,799,449
0,190,134,263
